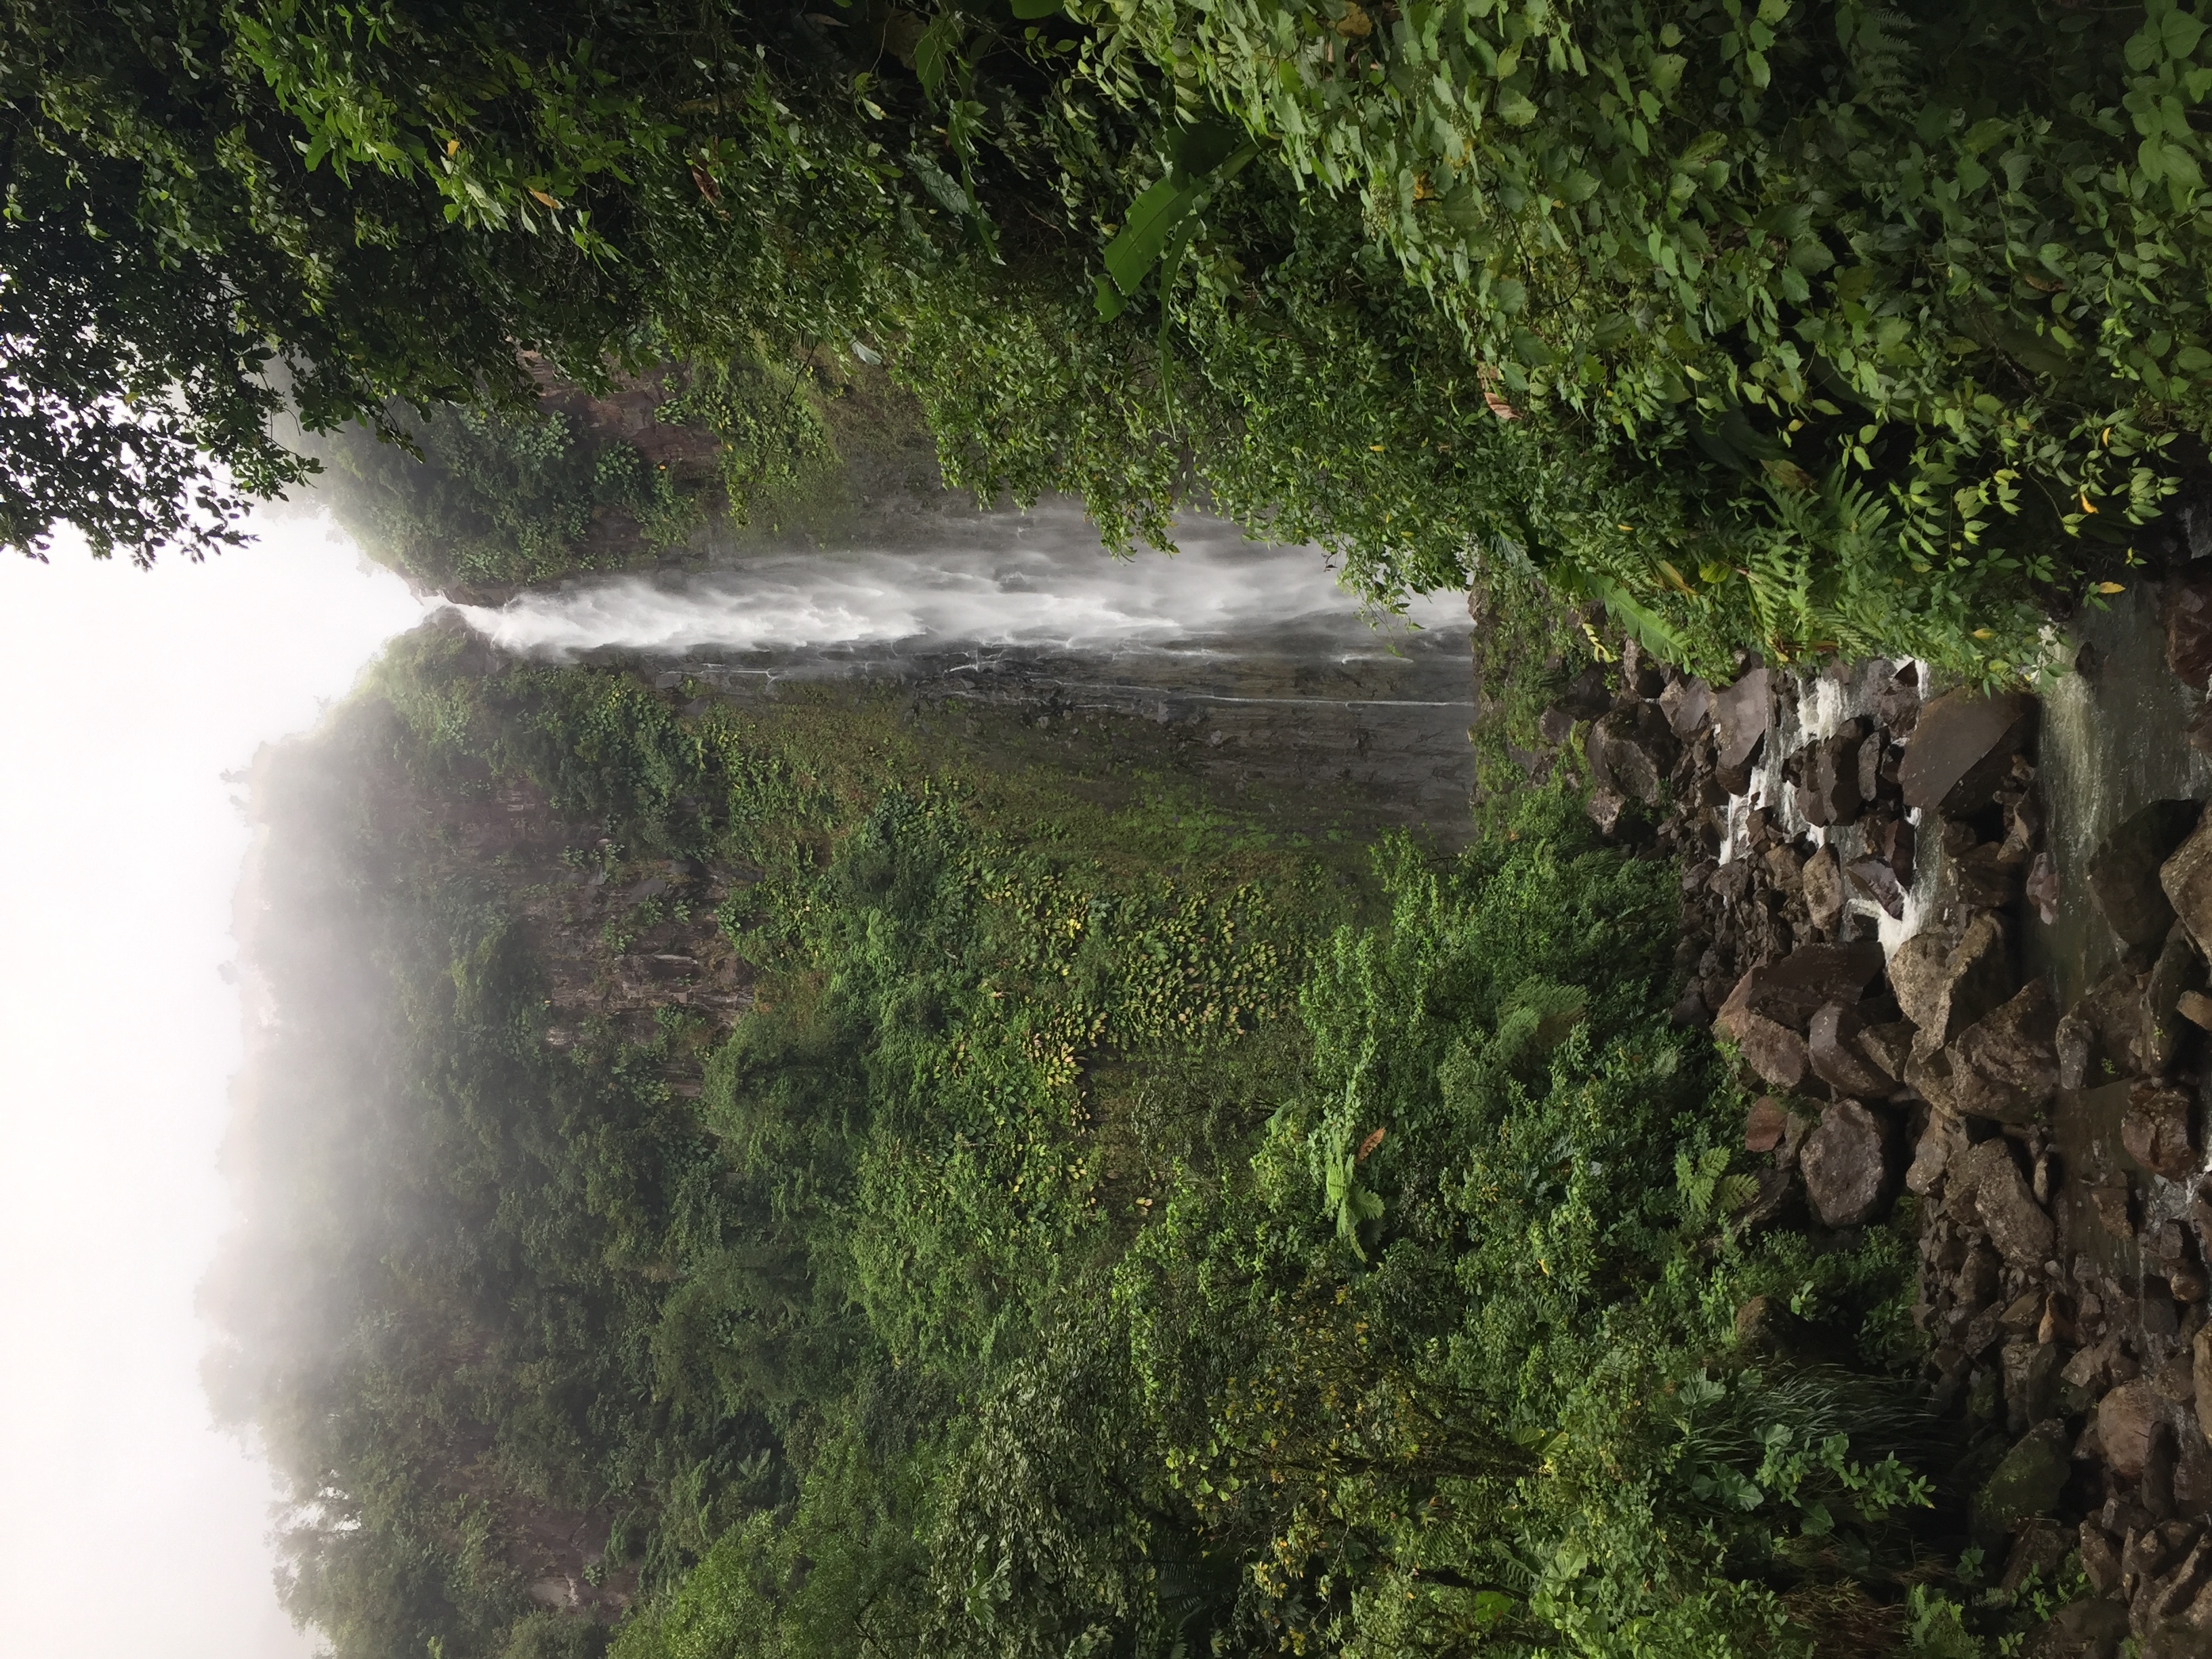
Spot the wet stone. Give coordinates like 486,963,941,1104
1900,689,2038,815
1847,856,1908,920
2145,922,2207,1074
1893,913,2015,1059
2090,800,2202,951
2169,575,2212,689
2124,1084,2198,1181
1803,844,1845,933
1713,668,1771,771
2161,811,2212,959
1948,979,2062,1126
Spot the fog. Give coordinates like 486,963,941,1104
0,522,426,1659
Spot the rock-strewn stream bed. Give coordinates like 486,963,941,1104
1539,582,2212,1656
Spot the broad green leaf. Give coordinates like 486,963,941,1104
2167,5,2208,61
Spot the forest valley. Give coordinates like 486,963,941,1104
24,1,2212,1656
210,593,2132,1659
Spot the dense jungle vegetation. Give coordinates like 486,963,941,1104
9,1,2212,673
212,629,2058,1659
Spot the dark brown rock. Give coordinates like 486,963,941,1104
1735,1014,1811,1091
1846,856,1908,920
1715,940,1889,1036
1713,668,1771,771
1658,675,1712,739
2146,922,2207,1073
1948,980,2062,1125
2125,1083,2199,1181
2169,575,2212,689
2083,1523,2126,1597
2022,1596,2129,1659
1906,1106,1968,1195
1800,1099,1895,1226
2163,810,2212,959
2104,1378,2168,1478
1802,844,1845,933
2090,800,2203,950
1554,663,1614,719
1954,841,2028,909
1808,1001,1893,1099
1892,913,2015,1059
1954,1136,2056,1269
2062,965,2153,1088
2003,1337,2062,1432
1744,1096,1788,1153
1900,690,2037,815
1858,1020,1914,1082
1797,732,1863,827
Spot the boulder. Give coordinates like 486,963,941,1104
1802,844,1845,933
1954,842,2028,910
1713,668,1771,771
1658,675,1712,739
2061,965,2153,1088
2170,575,2212,689
1744,1096,1790,1154
1715,941,1889,1036
1948,980,2062,1125
2003,1337,2062,1432
1797,731,1863,827
1892,913,2015,1059
1846,856,1908,920
2089,800,2202,950
1555,662,1614,719
1808,1002,1895,1099
1973,1420,2072,1532
2102,1378,2167,1479
1900,690,2038,815
2021,1597,2129,1659
1735,1014,1811,1091
1858,732,1888,804
2148,922,2209,1073
1799,1099,1895,1227
1906,1106,1969,1196
1858,1020,1914,1082
1954,1137,2056,1269
2124,1084,2199,1181
2162,811,2212,958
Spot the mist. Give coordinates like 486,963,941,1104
0,521,426,1659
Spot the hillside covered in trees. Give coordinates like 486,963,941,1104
207,616,2090,1659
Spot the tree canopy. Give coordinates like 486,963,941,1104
10,1,2212,661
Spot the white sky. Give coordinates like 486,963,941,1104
0,518,426,1659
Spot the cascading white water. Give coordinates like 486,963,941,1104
456,508,1468,663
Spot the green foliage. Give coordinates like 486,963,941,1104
23,0,2212,678
232,639,2060,1659
309,403,705,591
